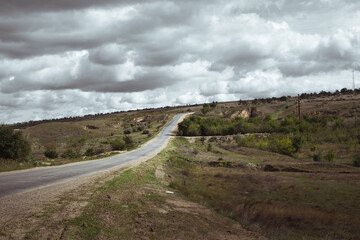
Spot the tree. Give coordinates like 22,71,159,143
0,125,31,161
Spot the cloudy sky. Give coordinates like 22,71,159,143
0,0,359,123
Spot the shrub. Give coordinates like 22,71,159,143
352,156,360,167
111,137,126,151
61,149,80,158
310,145,318,152
269,137,296,156
313,151,322,162
44,149,58,159
201,104,212,115
324,150,335,162
0,125,31,161
142,129,149,134
123,135,134,149
95,147,105,155
123,128,132,134
207,143,212,151
85,148,95,156
292,134,306,152
137,125,145,132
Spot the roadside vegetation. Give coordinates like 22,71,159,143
170,89,360,239
6,145,263,240
166,137,360,239
178,95,360,166
0,108,197,172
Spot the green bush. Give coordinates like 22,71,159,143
292,134,306,152
85,148,95,156
0,125,31,161
269,137,296,156
324,150,335,162
61,149,80,158
123,128,132,134
201,104,213,115
123,135,134,148
111,137,126,151
137,125,145,132
44,149,58,159
352,156,360,167
95,147,105,155
313,151,322,162
142,129,149,134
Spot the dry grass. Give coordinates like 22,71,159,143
166,137,360,239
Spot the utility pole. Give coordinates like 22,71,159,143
298,94,301,121
353,69,355,90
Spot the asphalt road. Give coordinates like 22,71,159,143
0,113,186,198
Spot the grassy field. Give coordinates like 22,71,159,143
166,137,360,239
10,135,359,239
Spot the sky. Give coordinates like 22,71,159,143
0,0,359,123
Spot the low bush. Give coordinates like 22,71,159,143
123,135,134,148
85,148,95,156
269,137,296,156
313,151,322,162
111,138,126,151
123,128,132,134
352,156,360,167
44,149,58,159
324,150,335,162
62,149,80,159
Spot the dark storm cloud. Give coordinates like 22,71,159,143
0,0,133,13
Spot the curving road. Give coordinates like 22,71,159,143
0,113,187,198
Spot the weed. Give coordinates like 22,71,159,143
324,150,336,162
43,149,58,159
352,156,360,167
313,151,322,162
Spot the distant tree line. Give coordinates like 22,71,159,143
239,88,360,105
